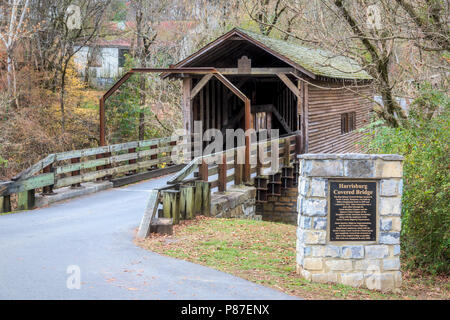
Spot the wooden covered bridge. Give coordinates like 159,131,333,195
1,28,373,227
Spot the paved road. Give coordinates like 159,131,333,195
0,176,296,300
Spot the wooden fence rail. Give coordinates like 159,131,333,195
0,135,183,213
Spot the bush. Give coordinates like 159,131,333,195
362,85,449,275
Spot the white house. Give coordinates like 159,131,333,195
73,38,131,87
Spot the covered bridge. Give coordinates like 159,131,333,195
167,27,374,154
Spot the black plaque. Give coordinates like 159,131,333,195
329,181,377,241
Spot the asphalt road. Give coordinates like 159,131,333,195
0,175,296,300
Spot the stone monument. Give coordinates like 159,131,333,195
296,154,403,292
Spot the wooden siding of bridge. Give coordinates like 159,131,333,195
306,82,373,153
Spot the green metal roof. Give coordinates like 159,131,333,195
236,28,372,80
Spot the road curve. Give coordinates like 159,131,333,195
0,176,297,300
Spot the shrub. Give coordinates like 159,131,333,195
362,85,449,275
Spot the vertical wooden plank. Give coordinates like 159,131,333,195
171,192,180,225
205,82,210,131
194,180,203,215
217,81,221,130
150,144,157,169
244,98,251,183
234,149,243,185
71,157,81,188
180,186,194,219
218,153,227,192
42,164,54,194
284,136,291,166
211,79,216,130
303,83,309,153
202,182,211,216
1,195,11,213
183,77,192,134
222,84,228,128
163,191,172,218
200,159,208,181
17,190,34,211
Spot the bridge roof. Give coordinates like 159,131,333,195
172,27,372,81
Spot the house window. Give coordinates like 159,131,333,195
341,112,356,134
118,49,129,68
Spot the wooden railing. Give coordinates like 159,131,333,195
0,135,183,213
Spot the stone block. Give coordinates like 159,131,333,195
300,216,312,229
365,273,395,292
311,273,338,284
383,258,400,271
324,245,341,258
392,217,402,232
342,246,364,259
313,217,327,230
355,259,382,271
380,232,400,245
380,218,392,231
302,198,327,216
340,272,364,287
325,260,353,271
394,271,402,287
303,230,327,245
379,197,402,216
304,258,323,270
299,178,309,196
365,245,389,259
393,245,401,256
310,178,327,197
304,159,344,177
344,160,374,178
310,246,325,257
375,160,403,178
380,179,400,196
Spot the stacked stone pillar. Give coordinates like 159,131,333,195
296,154,404,292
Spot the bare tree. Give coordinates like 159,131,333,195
0,0,30,107
243,0,449,127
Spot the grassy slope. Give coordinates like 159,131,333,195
136,216,449,300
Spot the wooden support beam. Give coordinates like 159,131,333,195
137,190,160,238
200,159,208,181
217,68,294,75
17,189,35,211
202,182,211,216
183,77,193,133
190,74,213,99
70,158,81,188
180,186,195,219
271,107,293,134
234,150,243,185
218,153,227,192
244,99,252,183
277,73,301,99
194,181,203,215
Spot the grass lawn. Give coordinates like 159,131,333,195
136,216,449,300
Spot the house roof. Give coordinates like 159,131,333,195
174,28,372,81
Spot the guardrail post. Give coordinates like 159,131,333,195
194,181,203,215
17,189,35,211
180,185,195,220
199,159,208,181
0,195,11,213
295,131,302,156
42,164,55,195
284,136,292,166
149,144,157,170
128,148,137,175
218,153,227,192
202,182,211,216
162,190,179,224
168,140,177,166
234,149,243,185
71,157,81,188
